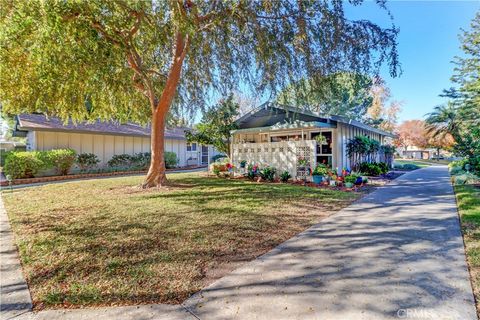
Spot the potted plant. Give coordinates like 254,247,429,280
329,173,338,186
355,176,363,185
240,160,247,168
297,157,308,167
315,134,328,145
344,174,357,188
312,164,328,184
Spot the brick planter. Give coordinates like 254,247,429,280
0,166,205,187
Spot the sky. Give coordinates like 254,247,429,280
346,0,479,122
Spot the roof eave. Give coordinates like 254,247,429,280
16,125,185,140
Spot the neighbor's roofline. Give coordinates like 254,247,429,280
236,102,395,138
15,114,189,140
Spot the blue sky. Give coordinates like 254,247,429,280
347,0,479,122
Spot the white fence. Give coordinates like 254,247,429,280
232,140,317,180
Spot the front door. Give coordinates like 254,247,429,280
201,145,209,165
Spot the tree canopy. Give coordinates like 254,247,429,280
394,120,429,150
0,0,400,186
1,1,399,121
276,73,374,120
185,95,239,155
427,12,480,167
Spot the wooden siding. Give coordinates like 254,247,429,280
30,131,222,167
33,131,188,166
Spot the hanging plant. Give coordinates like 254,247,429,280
315,134,328,145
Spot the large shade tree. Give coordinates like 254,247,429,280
427,13,480,165
276,72,374,120
0,0,399,187
394,120,429,153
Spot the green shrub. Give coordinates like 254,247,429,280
107,154,134,168
401,163,420,170
344,174,359,184
4,151,44,179
359,162,387,176
377,162,389,174
280,171,291,183
450,157,480,175
164,152,178,169
453,173,480,185
47,149,76,175
259,166,276,182
0,150,11,166
449,159,469,170
449,165,464,175
107,152,177,170
132,152,151,169
76,153,100,171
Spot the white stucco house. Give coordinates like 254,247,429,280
13,114,221,167
230,104,394,179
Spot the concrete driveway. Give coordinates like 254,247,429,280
185,166,476,320
3,166,476,320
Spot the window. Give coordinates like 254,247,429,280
270,134,306,142
311,131,333,168
311,132,332,155
187,142,197,152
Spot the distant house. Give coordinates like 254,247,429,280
230,104,394,178
400,146,437,160
13,114,220,167
0,141,25,152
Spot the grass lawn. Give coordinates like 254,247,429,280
2,172,358,309
414,159,451,165
454,184,480,315
393,159,431,168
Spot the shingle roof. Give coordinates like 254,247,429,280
16,114,187,140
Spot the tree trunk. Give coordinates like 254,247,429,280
142,32,189,188
143,107,168,188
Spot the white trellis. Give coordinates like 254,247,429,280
232,141,316,180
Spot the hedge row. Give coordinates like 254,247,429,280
4,149,76,179
3,150,178,179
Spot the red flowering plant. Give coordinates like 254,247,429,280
246,163,259,180
226,163,234,171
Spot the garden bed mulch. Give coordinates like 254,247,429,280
0,165,206,187
226,170,405,193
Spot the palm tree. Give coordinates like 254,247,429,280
425,103,458,138
425,103,458,160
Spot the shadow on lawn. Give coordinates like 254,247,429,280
184,167,475,319
12,175,357,308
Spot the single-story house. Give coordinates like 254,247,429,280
13,113,221,167
0,140,26,152
230,103,394,178
401,147,432,160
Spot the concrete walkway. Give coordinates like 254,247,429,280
0,192,32,320
1,166,476,319
2,167,207,190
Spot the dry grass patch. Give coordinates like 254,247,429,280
2,172,358,310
